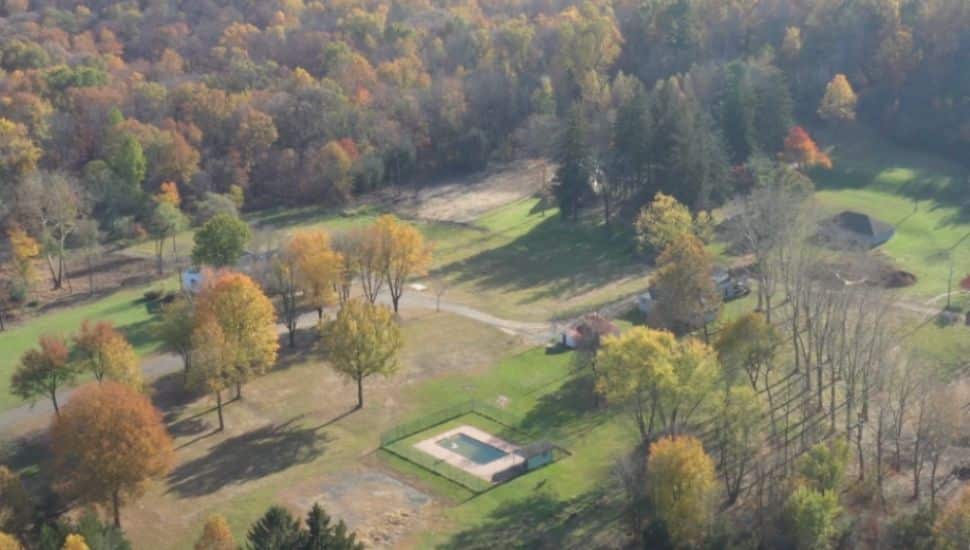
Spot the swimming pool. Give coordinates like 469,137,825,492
436,432,509,465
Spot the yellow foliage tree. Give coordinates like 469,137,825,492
72,320,141,389
652,234,722,332
322,298,402,409
595,327,677,441
193,272,278,400
61,534,89,550
7,225,39,291
194,514,236,550
288,230,342,320
0,532,21,550
633,193,710,255
818,74,857,122
646,436,717,548
188,316,235,431
373,215,432,313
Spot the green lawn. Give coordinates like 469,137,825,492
0,280,173,410
812,126,970,300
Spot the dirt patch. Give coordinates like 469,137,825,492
282,469,435,549
382,158,552,223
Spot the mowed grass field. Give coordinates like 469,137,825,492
0,279,174,410
812,126,970,300
84,311,636,549
127,197,651,322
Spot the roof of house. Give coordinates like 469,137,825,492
831,211,893,238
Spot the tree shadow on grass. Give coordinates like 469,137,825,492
117,317,163,351
431,215,640,307
437,486,622,550
166,416,330,498
519,372,610,442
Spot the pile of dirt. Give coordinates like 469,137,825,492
883,270,918,288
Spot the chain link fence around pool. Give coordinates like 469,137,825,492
379,400,569,497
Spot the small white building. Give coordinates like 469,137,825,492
181,267,205,293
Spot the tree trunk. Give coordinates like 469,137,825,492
235,382,242,400
391,292,400,313
356,374,364,409
317,307,323,321
51,387,59,416
216,390,224,431
87,254,95,295
156,239,164,275
112,489,121,528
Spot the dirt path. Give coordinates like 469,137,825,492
0,290,561,433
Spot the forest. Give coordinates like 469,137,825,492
1,1,970,549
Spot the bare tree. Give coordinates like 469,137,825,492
16,172,88,290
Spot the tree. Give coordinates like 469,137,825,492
713,384,764,504
634,193,695,255
188,317,235,431
935,486,970,550
0,466,31,535
148,202,188,275
784,487,841,550
552,104,591,221
288,230,342,320
303,503,363,550
818,74,857,123
107,135,146,191
321,299,402,409
193,272,278,400
374,215,432,313
595,327,676,441
246,507,302,550
651,234,721,334
0,117,40,183
191,214,251,268
72,320,141,389
796,439,850,493
159,297,195,376
73,218,101,295
61,535,89,550
17,172,87,290
783,127,832,170
646,436,717,548
345,227,383,305
11,335,75,415
7,225,39,294
194,515,235,550
0,533,21,550
50,382,173,528
715,312,780,390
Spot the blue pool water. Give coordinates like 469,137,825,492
436,433,508,464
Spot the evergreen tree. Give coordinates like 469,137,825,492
552,104,591,222
303,504,363,550
246,507,302,550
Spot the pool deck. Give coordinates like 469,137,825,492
413,425,525,481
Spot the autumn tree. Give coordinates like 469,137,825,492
194,515,235,550
61,534,89,550
818,74,857,123
17,172,87,290
11,335,75,415
374,215,432,313
193,272,278,400
288,230,342,320
713,384,764,504
595,327,676,441
188,317,235,431
51,382,174,528
321,299,402,409
646,436,717,548
0,532,20,550
6,225,38,296
191,213,251,268
0,466,31,535
651,234,721,334
715,312,780,390
345,226,384,305
783,126,832,170
0,117,40,184
634,193,706,256
159,297,194,376
72,320,141,389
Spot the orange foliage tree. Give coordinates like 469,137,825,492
783,126,832,170
50,382,173,528
193,272,278,399
72,320,141,389
11,335,75,415
194,515,236,550
373,215,433,313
